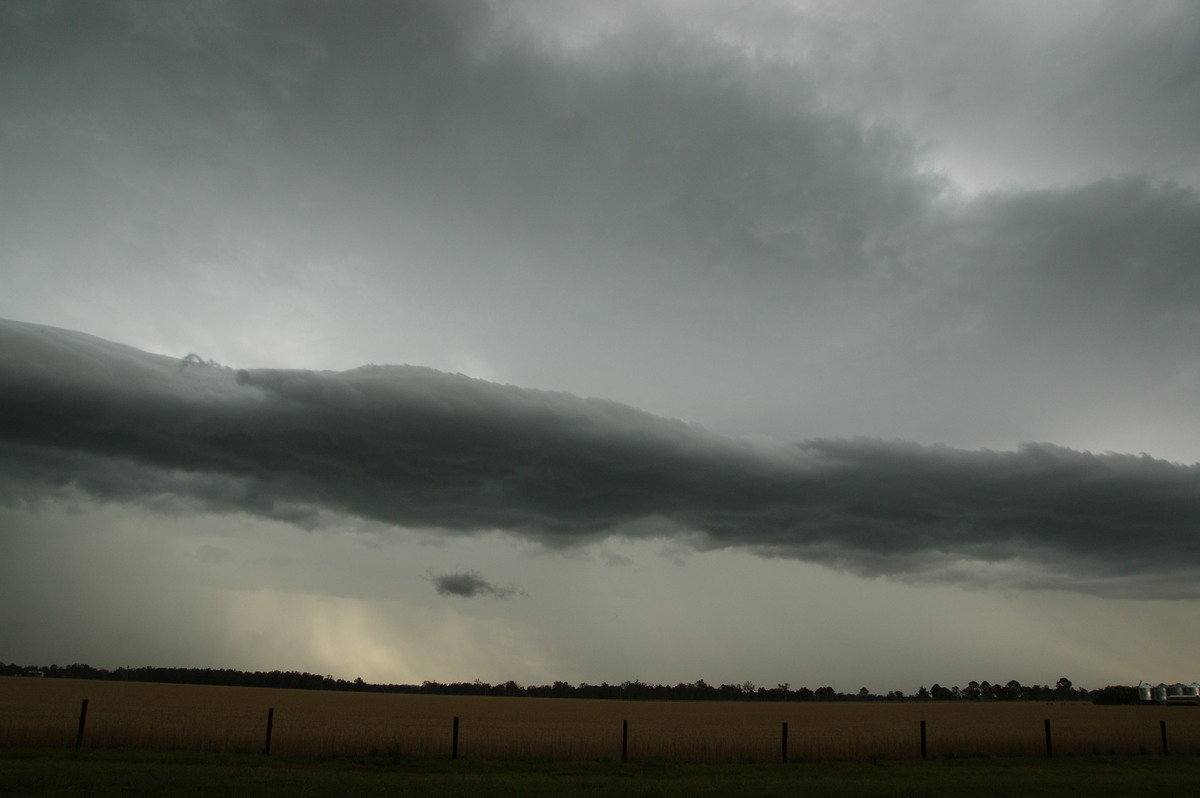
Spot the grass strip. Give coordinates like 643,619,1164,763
3,748,1200,797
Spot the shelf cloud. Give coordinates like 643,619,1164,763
4,318,1197,598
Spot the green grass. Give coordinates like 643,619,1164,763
3,748,1200,797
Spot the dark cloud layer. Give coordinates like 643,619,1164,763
3,0,1199,464
0,0,933,272
3,318,1198,598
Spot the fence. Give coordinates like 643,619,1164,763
3,680,1199,762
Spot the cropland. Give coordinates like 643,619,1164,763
3,678,1198,761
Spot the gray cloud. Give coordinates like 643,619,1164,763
3,318,1198,598
431,570,520,599
0,0,939,314
5,1,1197,465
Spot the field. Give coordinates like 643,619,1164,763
4,678,1200,762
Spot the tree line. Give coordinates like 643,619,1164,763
0,662,1136,704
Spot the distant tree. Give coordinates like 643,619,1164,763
1091,685,1138,705
620,680,650,700
766,683,791,701
1025,684,1052,701
930,683,954,701
1002,680,1023,701
6,660,1111,704
718,683,743,701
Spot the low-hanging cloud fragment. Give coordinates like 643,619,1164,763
431,571,521,599
2,317,1199,598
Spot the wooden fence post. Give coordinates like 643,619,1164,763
781,721,788,763
920,720,927,760
263,708,274,754
621,720,628,762
1160,720,1169,755
1043,719,1052,758
452,716,459,760
75,699,88,748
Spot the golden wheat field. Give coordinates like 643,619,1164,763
3,678,1198,761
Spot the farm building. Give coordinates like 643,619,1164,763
1138,683,1200,704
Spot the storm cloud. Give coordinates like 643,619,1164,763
5,0,1198,465
3,0,1200,688
3,318,1197,598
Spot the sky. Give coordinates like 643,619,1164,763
2,0,1199,693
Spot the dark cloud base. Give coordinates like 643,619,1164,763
2,318,1199,598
